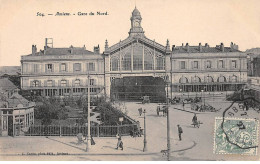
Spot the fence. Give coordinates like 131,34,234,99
14,124,138,137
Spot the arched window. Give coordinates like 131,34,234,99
193,76,201,83
60,80,67,87
218,76,226,83
179,77,189,84
156,55,165,70
121,51,131,71
74,79,80,86
133,43,143,70
231,75,237,82
144,48,153,70
32,80,40,87
206,76,214,83
111,57,119,71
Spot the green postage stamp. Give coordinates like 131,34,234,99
214,117,259,155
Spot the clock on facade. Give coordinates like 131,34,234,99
134,21,140,27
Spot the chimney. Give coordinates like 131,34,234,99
233,43,239,50
94,45,100,54
32,45,37,55
230,42,234,49
83,45,86,50
105,39,109,50
172,45,175,51
44,38,48,50
220,43,224,52
182,43,184,48
70,45,73,54
205,43,209,48
186,43,189,52
199,43,202,52
166,39,170,51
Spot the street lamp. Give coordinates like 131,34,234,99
201,89,205,106
166,77,171,161
179,88,183,102
86,73,91,152
143,109,147,152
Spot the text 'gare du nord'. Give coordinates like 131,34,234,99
20,7,247,101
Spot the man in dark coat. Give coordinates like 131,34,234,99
177,125,183,141
192,114,198,128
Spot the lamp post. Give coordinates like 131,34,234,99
179,88,183,102
201,89,205,106
143,109,147,152
166,78,171,161
86,73,91,152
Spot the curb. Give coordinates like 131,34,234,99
0,141,196,156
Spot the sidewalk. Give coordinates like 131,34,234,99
0,136,195,156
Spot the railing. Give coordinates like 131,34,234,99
14,124,138,137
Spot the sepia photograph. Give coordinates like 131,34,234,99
0,0,260,161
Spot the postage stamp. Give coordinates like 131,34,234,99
214,117,259,155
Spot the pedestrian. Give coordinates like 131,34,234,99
91,136,95,145
192,113,198,128
177,125,183,141
116,134,123,150
138,108,143,116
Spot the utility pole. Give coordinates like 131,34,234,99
143,109,147,152
166,79,171,161
86,73,91,152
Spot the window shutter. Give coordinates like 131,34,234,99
45,64,47,73
52,80,55,87
80,79,83,86
67,80,69,87
179,61,181,69
44,80,47,87
72,80,75,87
30,81,33,87
191,61,194,69
58,80,61,86
86,63,89,72
223,60,225,68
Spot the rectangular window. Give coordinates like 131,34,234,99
87,62,95,71
231,60,237,69
193,61,199,69
60,80,67,87
180,61,186,69
47,80,53,87
89,79,95,85
206,60,212,68
46,64,53,72
23,63,28,73
60,63,67,72
219,60,224,68
73,63,81,72
33,64,39,73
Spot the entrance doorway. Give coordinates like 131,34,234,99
111,76,166,102
8,116,13,136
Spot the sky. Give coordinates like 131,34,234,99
0,0,260,66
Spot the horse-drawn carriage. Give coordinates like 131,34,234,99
157,104,167,116
142,96,150,104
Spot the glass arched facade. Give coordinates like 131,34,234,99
110,42,165,71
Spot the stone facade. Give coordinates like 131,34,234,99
20,7,248,99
